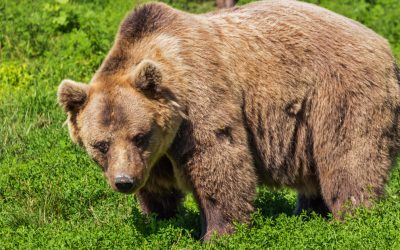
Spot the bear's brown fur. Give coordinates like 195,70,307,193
58,0,400,240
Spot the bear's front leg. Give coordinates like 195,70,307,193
185,128,257,241
136,155,184,219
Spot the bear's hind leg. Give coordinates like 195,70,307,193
314,116,393,219
315,134,391,219
293,193,330,217
310,84,397,219
137,188,184,219
318,167,382,219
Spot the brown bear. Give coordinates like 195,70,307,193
57,0,400,241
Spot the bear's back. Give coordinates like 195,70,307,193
182,0,396,96
101,0,396,99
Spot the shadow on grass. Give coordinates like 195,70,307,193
128,189,296,239
129,203,202,239
254,189,295,218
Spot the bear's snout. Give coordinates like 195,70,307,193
114,175,137,194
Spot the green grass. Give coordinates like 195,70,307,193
1,0,400,248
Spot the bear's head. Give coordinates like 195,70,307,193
57,59,184,194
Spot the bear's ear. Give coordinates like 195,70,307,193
57,79,89,113
131,59,162,98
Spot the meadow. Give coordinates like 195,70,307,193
1,0,400,248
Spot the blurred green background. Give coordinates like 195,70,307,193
1,0,400,249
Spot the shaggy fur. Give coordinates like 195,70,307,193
58,0,400,241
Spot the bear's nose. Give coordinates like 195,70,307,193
114,175,136,193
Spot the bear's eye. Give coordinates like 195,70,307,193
132,132,150,149
93,141,110,154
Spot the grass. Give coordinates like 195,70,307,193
1,0,400,248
